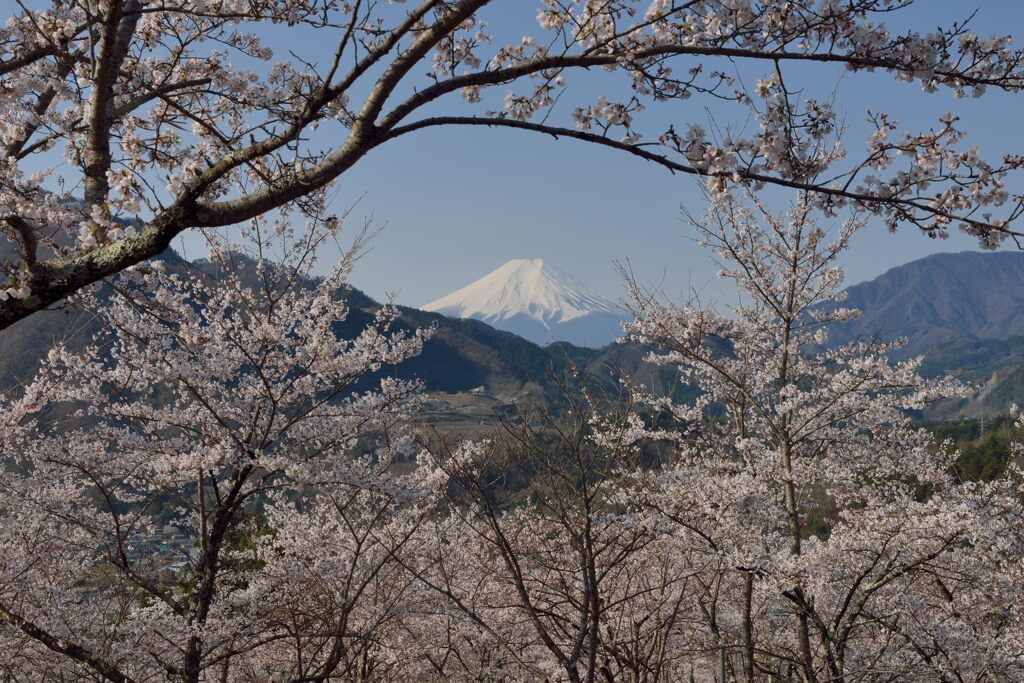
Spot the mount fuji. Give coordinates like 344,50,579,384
422,259,632,347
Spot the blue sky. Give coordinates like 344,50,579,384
165,1,1024,309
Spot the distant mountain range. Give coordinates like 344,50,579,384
423,258,631,347
4,248,1024,419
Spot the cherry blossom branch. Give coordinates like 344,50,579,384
0,602,135,683
3,0,1024,332
382,115,1024,239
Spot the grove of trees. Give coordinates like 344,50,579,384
2,1,1024,681
0,192,1021,681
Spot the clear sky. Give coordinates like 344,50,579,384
169,1,1024,310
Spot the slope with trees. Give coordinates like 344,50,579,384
1,193,1022,681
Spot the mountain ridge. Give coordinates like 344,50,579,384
6,248,1024,420
830,250,1024,358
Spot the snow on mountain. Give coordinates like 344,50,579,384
422,258,631,347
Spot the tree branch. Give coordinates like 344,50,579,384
0,602,136,683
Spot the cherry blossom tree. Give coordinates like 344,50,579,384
0,222,445,682
402,381,702,683
625,192,1024,682
3,0,1024,327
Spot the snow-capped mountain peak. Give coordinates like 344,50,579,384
422,259,630,347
